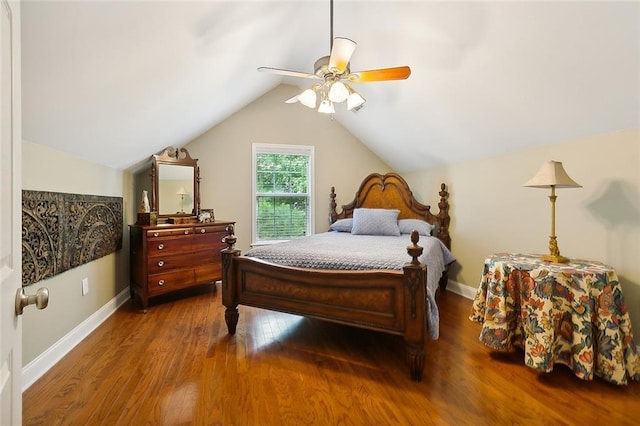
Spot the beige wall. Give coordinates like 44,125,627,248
404,128,640,336
183,84,392,252
21,140,134,365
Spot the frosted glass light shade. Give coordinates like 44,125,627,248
298,89,317,108
347,92,366,111
285,95,299,104
318,99,335,114
328,81,349,103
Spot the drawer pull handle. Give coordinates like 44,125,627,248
158,243,164,250
153,232,159,237
158,280,165,286
157,260,164,267
184,230,189,235
200,229,206,234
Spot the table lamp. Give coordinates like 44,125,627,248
524,160,581,263
176,187,188,213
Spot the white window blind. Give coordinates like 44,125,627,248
252,144,314,244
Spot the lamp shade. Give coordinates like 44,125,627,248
318,99,335,114
328,81,349,103
298,88,318,108
176,187,188,195
523,160,581,189
347,91,365,111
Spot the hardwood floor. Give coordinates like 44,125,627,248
24,285,639,425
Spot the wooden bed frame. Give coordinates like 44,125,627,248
221,173,451,381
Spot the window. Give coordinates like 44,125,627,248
252,144,314,244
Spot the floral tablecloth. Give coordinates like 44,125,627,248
470,253,640,385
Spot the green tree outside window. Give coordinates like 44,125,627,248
255,151,311,241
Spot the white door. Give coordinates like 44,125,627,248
1,0,22,423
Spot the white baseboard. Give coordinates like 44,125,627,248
22,288,130,392
445,279,476,300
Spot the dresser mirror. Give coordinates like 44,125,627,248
151,147,200,219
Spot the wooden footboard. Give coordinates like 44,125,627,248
221,225,428,381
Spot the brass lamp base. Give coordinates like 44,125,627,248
542,235,570,263
540,253,570,263
525,164,581,265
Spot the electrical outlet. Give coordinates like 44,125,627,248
82,278,89,296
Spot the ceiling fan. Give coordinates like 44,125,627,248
258,0,411,113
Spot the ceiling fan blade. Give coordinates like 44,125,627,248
348,66,411,83
257,67,320,79
328,37,357,74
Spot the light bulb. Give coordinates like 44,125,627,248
328,81,349,103
298,88,317,108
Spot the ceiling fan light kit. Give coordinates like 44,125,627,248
258,0,410,114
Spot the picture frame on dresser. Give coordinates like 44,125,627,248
198,209,215,223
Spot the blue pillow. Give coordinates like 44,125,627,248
398,219,433,236
351,208,401,236
330,218,353,232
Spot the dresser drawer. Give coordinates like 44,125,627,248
192,249,220,263
195,224,229,234
148,269,196,296
192,230,226,252
147,250,218,274
147,252,197,275
195,263,221,283
147,235,193,256
147,228,192,238
193,250,221,283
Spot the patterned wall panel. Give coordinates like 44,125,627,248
22,191,123,287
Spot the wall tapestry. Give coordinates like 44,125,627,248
22,190,123,287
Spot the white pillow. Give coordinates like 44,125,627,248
351,208,401,236
330,218,353,232
398,219,433,236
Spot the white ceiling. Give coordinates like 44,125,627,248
21,1,640,172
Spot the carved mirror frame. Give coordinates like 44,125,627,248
151,147,200,219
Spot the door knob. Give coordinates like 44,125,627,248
15,287,49,315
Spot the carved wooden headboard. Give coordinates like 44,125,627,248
329,173,451,249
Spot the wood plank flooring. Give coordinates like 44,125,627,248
23,285,640,425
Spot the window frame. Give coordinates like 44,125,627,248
251,143,315,246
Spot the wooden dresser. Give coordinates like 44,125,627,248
129,220,234,310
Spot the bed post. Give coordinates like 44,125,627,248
403,230,427,381
436,183,451,291
221,224,241,334
436,183,451,250
329,186,338,223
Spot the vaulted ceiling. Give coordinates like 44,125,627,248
21,1,639,172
